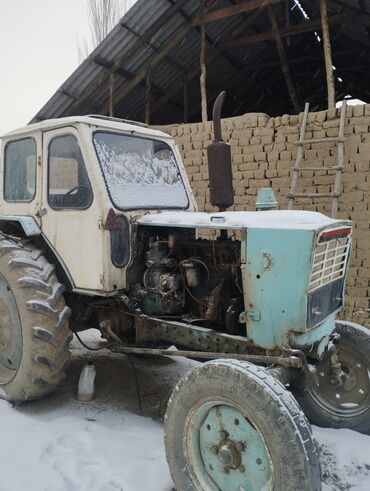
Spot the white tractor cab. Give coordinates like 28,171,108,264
0,93,369,491
0,115,197,294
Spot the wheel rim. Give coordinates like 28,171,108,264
308,343,370,418
184,400,274,491
0,273,22,384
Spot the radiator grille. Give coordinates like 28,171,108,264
309,232,351,293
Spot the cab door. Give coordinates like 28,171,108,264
41,127,105,292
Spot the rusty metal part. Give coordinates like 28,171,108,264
217,439,242,469
135,315,257,353
267,366,298,385
109,345,303,368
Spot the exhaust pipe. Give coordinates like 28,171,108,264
207,91,234,212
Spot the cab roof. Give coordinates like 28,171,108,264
1,115,172,141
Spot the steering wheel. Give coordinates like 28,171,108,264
62,185,90,207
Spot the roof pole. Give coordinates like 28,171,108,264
145,68,151,124
320,0,335,110
200,24,208,122
183,79,189,123
267,5,300,113
109,73,115,117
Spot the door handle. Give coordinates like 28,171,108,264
35,207,47,218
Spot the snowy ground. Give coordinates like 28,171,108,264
0,330,369,491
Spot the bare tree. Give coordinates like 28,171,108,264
78,0,132,62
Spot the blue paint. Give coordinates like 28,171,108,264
255,188,278,210
290,313,337,349
243,228,314,349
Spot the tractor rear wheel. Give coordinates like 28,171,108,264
164,360,321,491
0,236,72,403
292,321,370,434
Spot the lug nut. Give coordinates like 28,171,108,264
239,465,245,473
211,446,218,455
220,431,229,439
223,467,229,474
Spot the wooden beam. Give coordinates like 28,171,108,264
150,11,263,118
145,68,151,124
200,25,207,123
320,0,335,110
193,0,283,25
68,0,189,116
101,0,217,115
109,73,114,117
226,12,356,47
267,5,300,113
183,79,188,124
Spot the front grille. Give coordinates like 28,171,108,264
309,230,351,293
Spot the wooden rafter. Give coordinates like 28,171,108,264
193,0,284,25
69,0,190,115
100,0,219,115
226,11,357,47
200,25,207,122
320,0,335,110
267,5,300,113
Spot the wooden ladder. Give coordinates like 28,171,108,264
287,101,347,218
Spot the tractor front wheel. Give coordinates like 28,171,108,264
0,236,72,403
293,321,370,434
164,360,321,491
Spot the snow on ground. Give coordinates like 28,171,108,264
0,329,369,491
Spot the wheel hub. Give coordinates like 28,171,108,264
313,343,370,415
196,404,272,490
217,439,242,469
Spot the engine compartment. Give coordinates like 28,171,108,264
128,226,245,335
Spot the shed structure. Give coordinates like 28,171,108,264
31,0,370,125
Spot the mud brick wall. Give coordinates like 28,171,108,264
157,104,370,326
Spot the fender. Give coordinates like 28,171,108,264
0,215,74,291
0,215,41,236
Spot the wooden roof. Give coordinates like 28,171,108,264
31,0,370,125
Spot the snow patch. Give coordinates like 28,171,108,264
93,132,188,209
139,209,346,231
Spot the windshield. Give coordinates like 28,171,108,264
93,131,189,210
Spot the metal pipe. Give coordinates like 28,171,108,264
109,345,303,368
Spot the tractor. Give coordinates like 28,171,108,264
0,92,369,491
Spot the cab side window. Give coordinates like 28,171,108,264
48,134,93,209
4,138,36,202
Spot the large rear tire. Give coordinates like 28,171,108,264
0,236,72,403
292,321,370,434
164,360,321,491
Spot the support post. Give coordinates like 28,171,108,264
183,79,188,123
200,24,208,122
109,73,114,117
267,5,300,113
145,68,151,124
320,0,335,110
